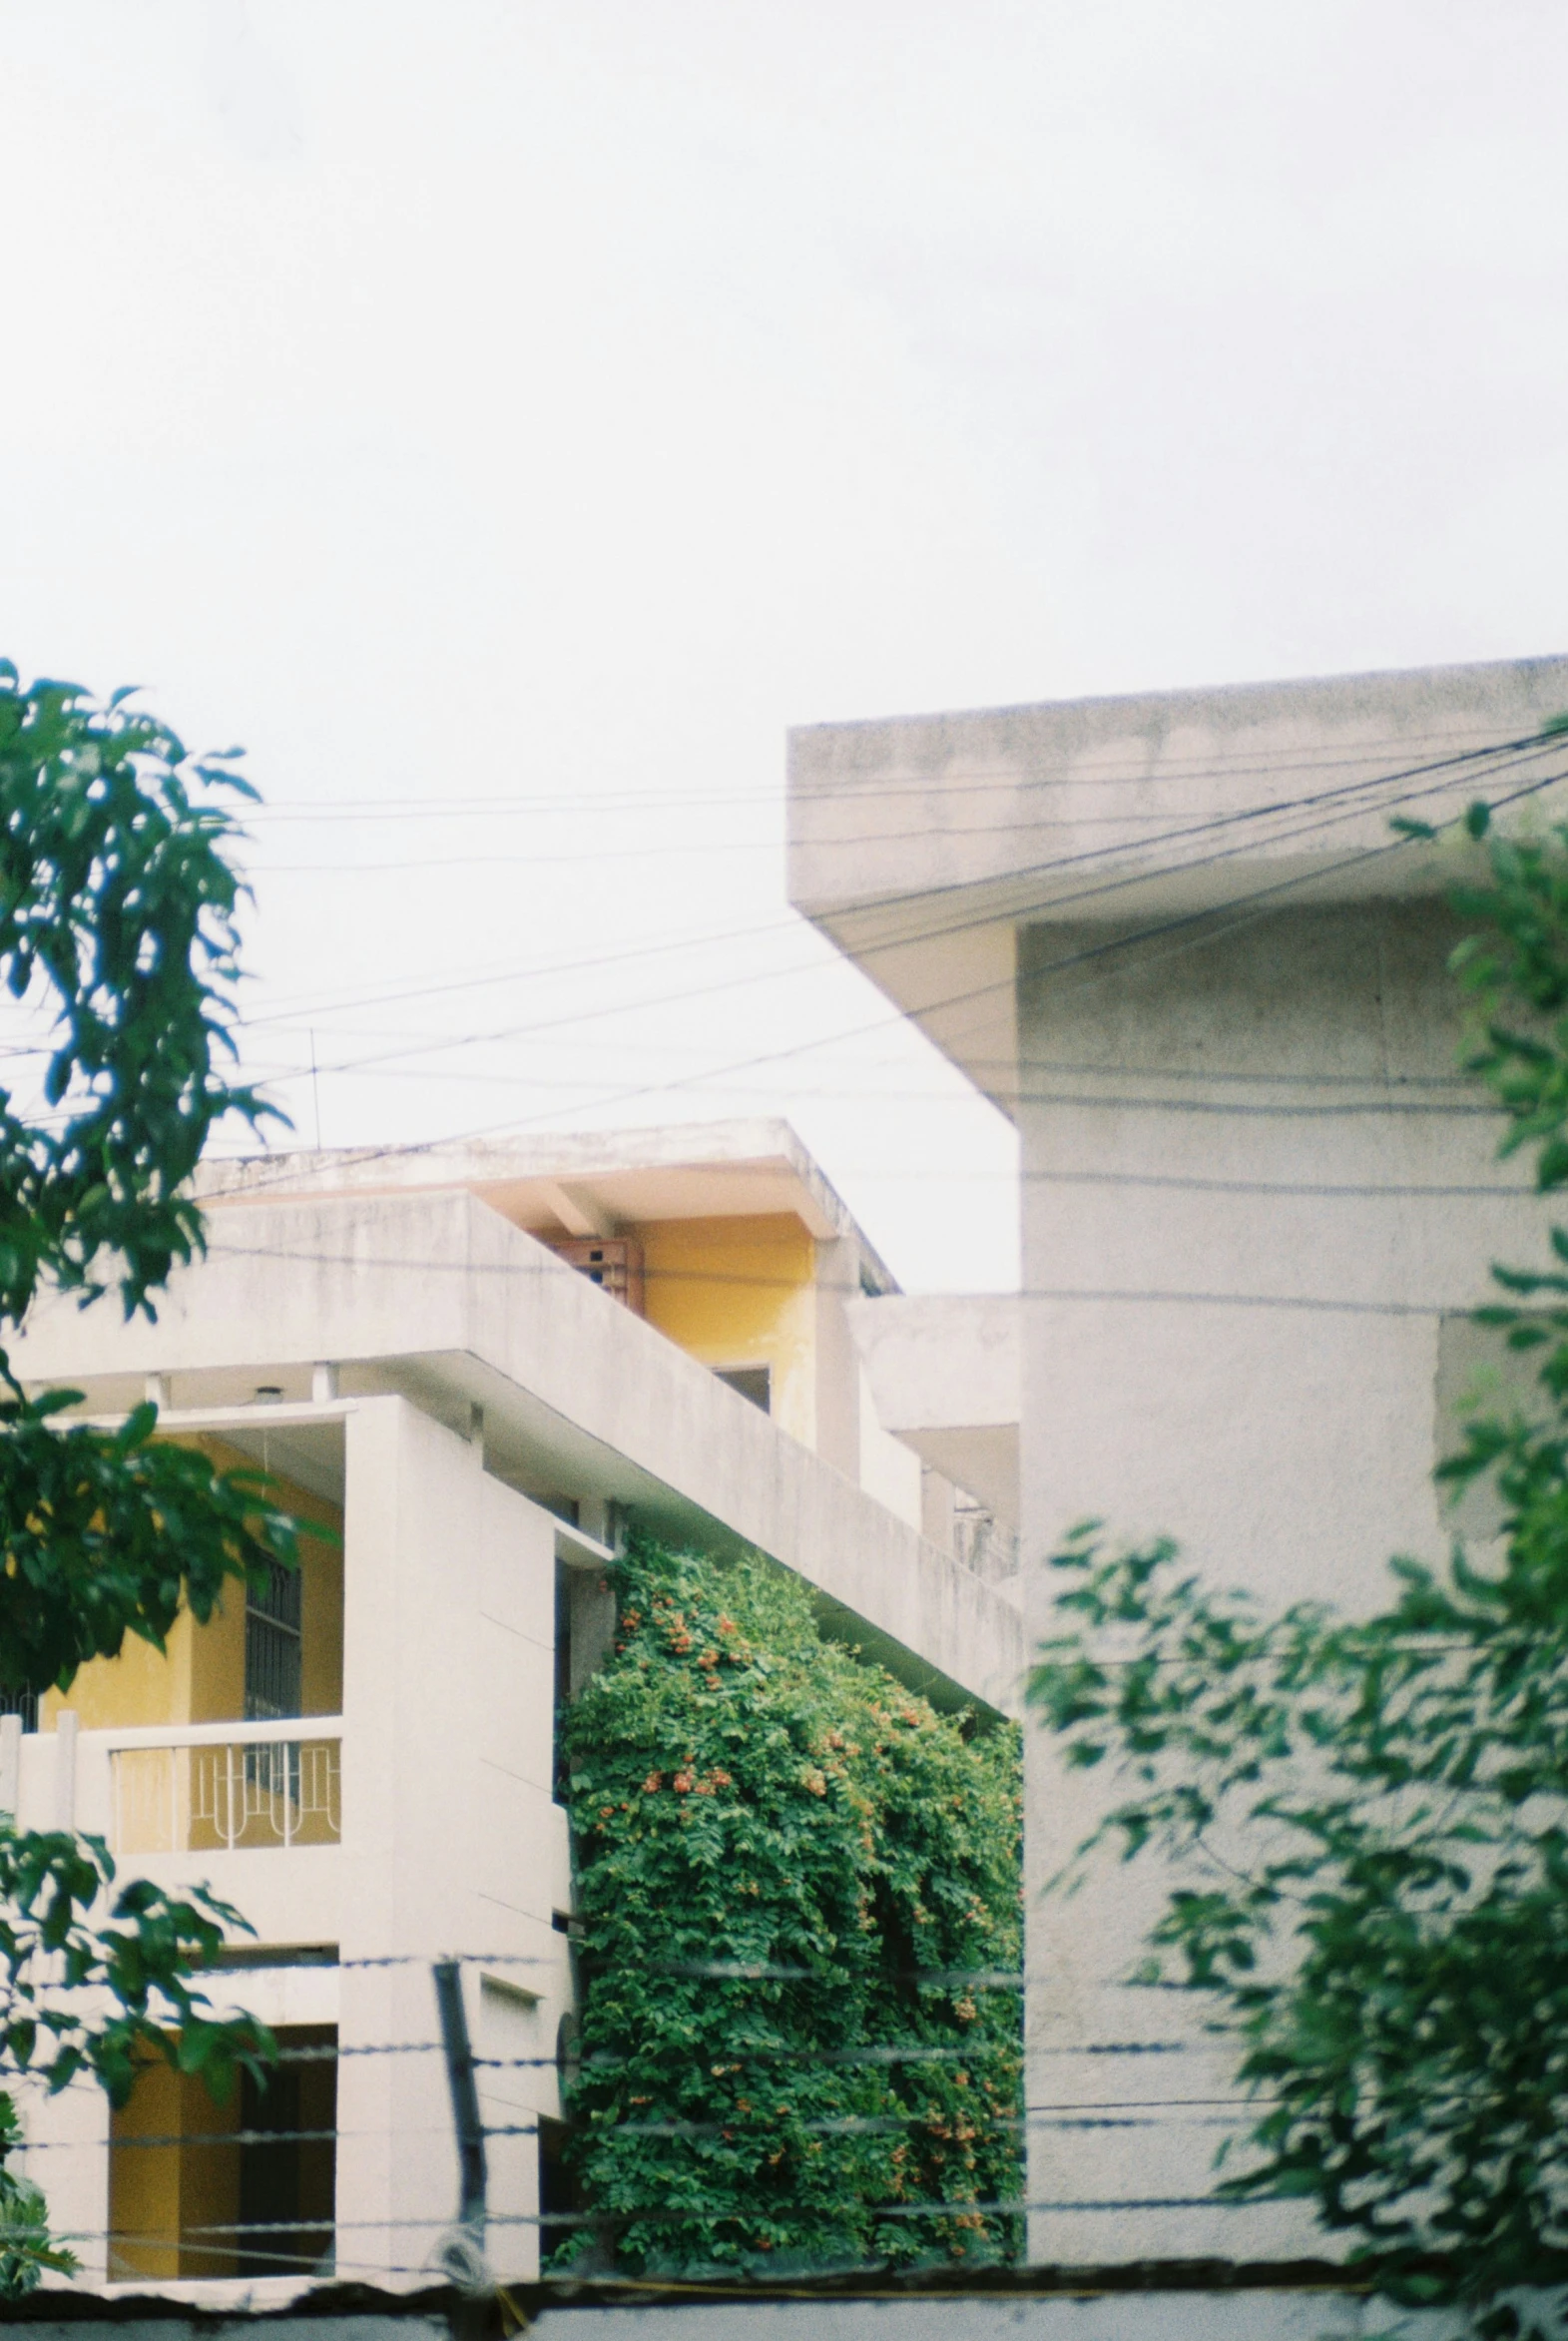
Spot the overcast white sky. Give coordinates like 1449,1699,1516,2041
3,1,1566,1291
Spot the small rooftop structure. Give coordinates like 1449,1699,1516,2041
200,1116,897,1286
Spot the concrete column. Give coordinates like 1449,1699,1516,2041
1017,898,1540,2268
812,1237,862,1482
54,1709,77,1831
920,1466,955,1554
0,1713,19,1817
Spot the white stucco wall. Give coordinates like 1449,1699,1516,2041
14,1397,572,2292
788,652,1568,2276
846,1294,1020,1523
1017,898,1538,2264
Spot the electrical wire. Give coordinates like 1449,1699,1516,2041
215,748,1568,1142
0,730,1539,1127
234,1059,1505,1113
200,725,1556,1087
200,1240,1501,1319
194,823,1450,1199
237,716,1568,819
248,729,1558,874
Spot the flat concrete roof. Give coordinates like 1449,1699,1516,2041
788,653,1568,1114
201,1117,898,1290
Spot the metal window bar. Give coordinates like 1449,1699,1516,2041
246,1558,302,1803
109,1734,341,1853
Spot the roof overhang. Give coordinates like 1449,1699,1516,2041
788,653,1568,1116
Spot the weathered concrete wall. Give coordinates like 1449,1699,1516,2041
788,652,1568,1114
787,651,1568,2280
790,652,1568,918
3,2290,1468,2338
847,1294,1019,1523
1017,896,1539,2265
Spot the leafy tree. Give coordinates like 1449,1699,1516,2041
557,1531,1022,2277
1027,799,1568,2338
0,669,299,2289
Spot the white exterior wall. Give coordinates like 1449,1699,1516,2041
856,1366,924,1528
13,1396,571,2293
1017,898,1539,2264
788,651,1568,2275
331,1399,567,2286
847,1295,1020,1526
5,1191,1020,2299
8,1193,1020,1715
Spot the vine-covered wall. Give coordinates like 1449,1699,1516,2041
557,1530,1023,2275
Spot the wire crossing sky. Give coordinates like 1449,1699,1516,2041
2,1,1565,1291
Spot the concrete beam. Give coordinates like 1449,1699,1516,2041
13,1192,1021,1717
788,654,1568,1112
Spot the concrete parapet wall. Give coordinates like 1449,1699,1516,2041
11,1194,1020,1715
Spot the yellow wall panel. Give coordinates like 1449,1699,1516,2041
46,1440,343,1733
638,1214,817,1447
107,2057,185,2282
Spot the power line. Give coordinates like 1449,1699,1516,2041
232,746,1567,1109
203,1240,1492,1319
178,749,1566,1203
246,760,1530,872
222,727,1556,1071
237,1059,1503,1115
237,717,1568,819
794,728,1566,921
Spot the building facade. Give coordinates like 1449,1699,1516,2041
4,1121,1020,2296
789,651,1568,2267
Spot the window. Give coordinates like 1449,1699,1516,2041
246,1559,302,1803
715,1365,771,1415
237,2027,336,2277
542,1237,646,1315
246,1559,302,1723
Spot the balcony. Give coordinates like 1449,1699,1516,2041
104,1719,343,1856
8,1714,345,1855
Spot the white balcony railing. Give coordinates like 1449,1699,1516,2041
91,1717,343,1856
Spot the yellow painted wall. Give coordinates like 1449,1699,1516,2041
108,2027,335,2279
637,1215,817,1448
107,2057,241,2281
44,1440,343,1733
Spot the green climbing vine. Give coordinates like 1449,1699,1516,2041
556,1530,1022,2276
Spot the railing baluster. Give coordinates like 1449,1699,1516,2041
103,1724,343,1854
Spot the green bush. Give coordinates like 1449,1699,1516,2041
556,1530,1022,2276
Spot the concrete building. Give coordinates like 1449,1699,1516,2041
2,1120,1020,2297
789,652,1568,2268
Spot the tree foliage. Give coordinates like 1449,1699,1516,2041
0,670,298,2289
1027,797,1568,2335
0,665,266,1326
557,1532,1022,2277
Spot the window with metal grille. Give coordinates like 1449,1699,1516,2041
246,1562,302,1722
246,1562,302,1804
542,1236,645,1315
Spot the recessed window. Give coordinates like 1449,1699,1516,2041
246,1559,302,1722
